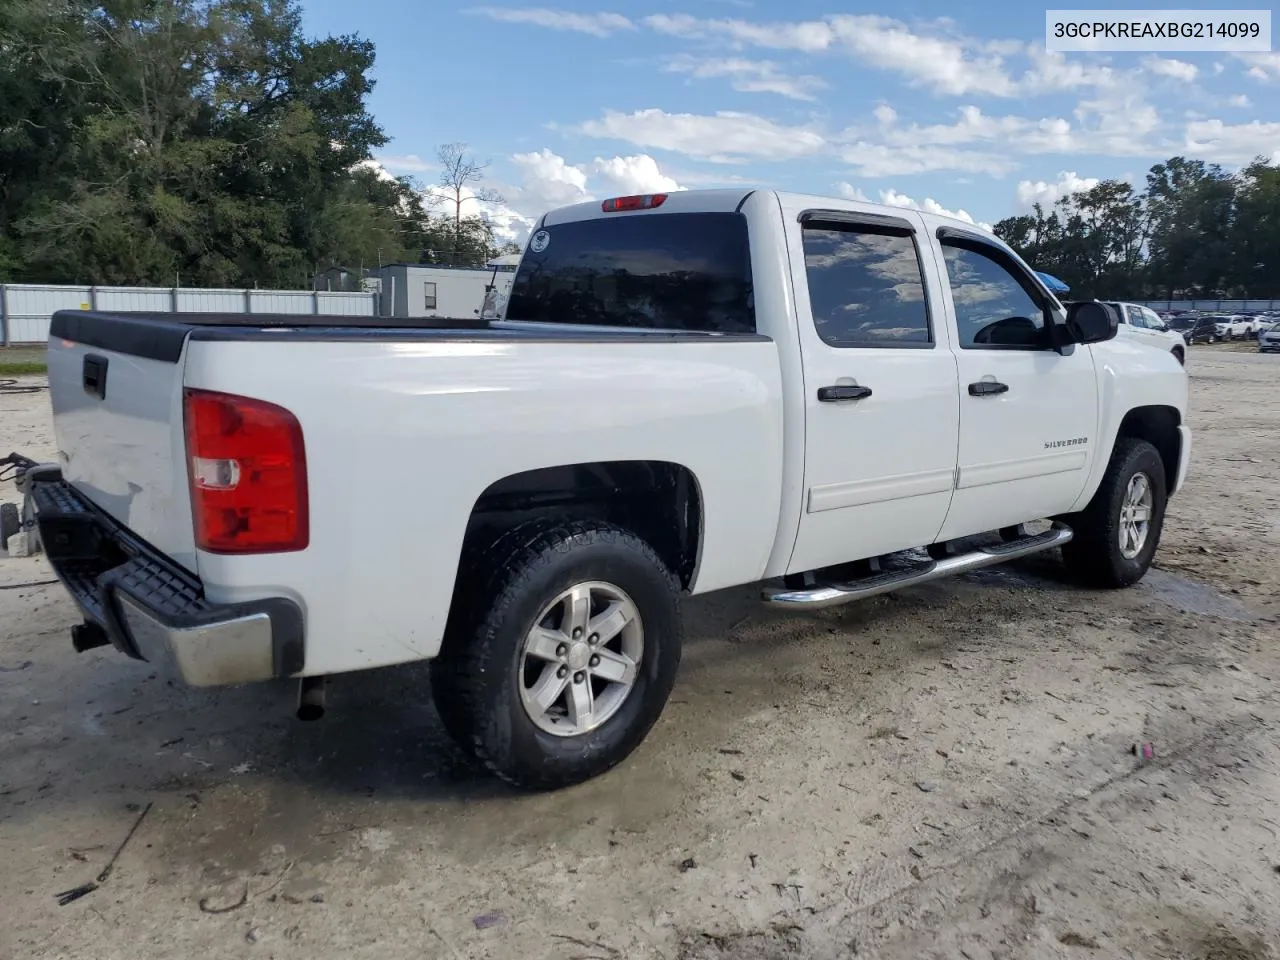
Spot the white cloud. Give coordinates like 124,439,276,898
839,141,1015,178
1015,171,1100,210
873,104,897,125
1142,57,1198,81
835,182,869,201
1184,119,1280,164
640,12,1126,98
486,150,687,239
469,6,634,36
588,154,684,196
663,56,828,101
1229,94,1252,108
576,108,826,162
879,188,992,231
1237,52,1280,82
373,154,435,174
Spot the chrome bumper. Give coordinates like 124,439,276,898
28,477,304,687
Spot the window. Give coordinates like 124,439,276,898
800,222,931,347
1124,304,1145,327
1141,307,1166,329
941,241,1049,349
424,281,438,310
505,212,754,333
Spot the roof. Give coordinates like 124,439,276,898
538,187,997,236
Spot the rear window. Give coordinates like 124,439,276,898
504,212,755,334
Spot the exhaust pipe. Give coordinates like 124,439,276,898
296,676,327,721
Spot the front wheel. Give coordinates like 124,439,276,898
432,520,682,790
1058,438,1167,588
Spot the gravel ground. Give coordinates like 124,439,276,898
2,346,1279,960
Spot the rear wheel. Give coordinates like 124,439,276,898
431,519,682,789
1059,438,1167,588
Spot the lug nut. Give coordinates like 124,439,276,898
589,654,600,668
557,665,568,678
572,628,583,639
573,671,586,684
588,633,599,645
556,643,568,658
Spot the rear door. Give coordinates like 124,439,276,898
927,227,1099,542
781,200,960,574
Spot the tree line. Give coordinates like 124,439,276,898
994,156,1280,301
0,0,517,289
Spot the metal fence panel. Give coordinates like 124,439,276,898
315,292,377,316
175,288,248,313
94,287,173,312
248,291,314,314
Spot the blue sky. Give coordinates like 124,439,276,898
300,1,1280,238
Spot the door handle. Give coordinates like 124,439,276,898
83,354,108,400
818,384,872,402
968,380,1008,396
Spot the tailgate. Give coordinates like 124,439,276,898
46,315,198,572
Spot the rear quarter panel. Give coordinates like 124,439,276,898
183,336,784,675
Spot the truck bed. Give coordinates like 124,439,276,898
45,308,784,676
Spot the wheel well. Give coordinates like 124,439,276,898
1116,405,1180,487
461,461,703,588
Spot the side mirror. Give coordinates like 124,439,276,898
1064,300,1117,344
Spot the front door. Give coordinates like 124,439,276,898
931,231,1099,542
784,202,960,574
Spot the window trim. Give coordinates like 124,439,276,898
799,216,936,350
424,280,438,311
936,229,1060,352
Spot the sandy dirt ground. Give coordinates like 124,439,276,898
2,346,1279,960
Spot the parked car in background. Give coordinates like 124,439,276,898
1260,322,1280,353
1100,301,1187,365
1182,316,1227,344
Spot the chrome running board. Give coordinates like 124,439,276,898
762,523,1074,610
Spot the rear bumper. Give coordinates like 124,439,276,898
30,478,304,687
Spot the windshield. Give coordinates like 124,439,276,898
505,212,755,334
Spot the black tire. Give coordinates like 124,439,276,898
0,502,19,549
431,519,682,790
1172,347,1185,366
1058,438,1167,588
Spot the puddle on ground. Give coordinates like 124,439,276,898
1138,568,1258,621
959,562,1257,622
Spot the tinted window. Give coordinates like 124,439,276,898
941,243,1048,349
1124,304,1145,327
801,224,931,346
505,212,754,333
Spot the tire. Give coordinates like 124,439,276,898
1171,347,1185,366
0,502,19,549
431,519,682,790
1058,438,1167,588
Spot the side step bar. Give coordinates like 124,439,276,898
761,523,1073,610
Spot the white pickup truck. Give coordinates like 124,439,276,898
10,188,1191,789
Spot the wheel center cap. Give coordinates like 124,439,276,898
566,641,591,671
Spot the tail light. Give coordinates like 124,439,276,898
183,388,308,553
601,193,667,212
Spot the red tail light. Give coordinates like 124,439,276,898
602,193,667,212
183,388,308,554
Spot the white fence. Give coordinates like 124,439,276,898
1136,299,1280,312
0,283,378,345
